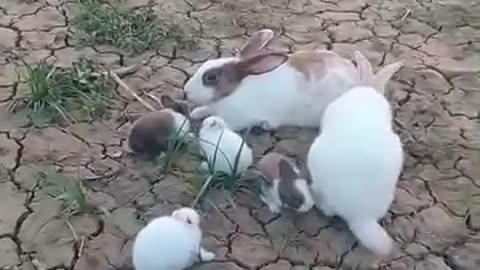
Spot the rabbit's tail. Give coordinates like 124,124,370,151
348,219,393,256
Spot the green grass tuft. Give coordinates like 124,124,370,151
40,170,95,217
74,0,197,54
8,58,109,125
279,228,302,253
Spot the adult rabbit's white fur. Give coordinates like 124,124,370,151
132,207,214,270
307,51,404,256
184,29,402,132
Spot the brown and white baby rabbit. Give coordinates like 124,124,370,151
257,152,314,214
127,95,192,159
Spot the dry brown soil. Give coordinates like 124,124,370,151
0,0,479,270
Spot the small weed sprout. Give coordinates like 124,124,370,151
41,170,94,217
56,180,91,217
8,59,109,125
74,0,196,54
279,229,302,254
180,170,209,200
69,59,109,121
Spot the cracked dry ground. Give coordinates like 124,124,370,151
1,0,480,269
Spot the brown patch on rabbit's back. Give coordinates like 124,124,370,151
288,51,356,80
128,111,174,158
258,152,307,210
276,156,305,209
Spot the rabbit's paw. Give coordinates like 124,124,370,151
268,203,282,214
249,121,274,136
250,126,264,135
199,248,215,262
260,121,273,131
190,106,211,120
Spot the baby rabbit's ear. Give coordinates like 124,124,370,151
238,29,275,58
161,95,189,115
278,159,297,181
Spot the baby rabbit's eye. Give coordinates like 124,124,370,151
202,71,218,86
186,218,192,224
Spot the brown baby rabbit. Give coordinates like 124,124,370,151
127,95,192,159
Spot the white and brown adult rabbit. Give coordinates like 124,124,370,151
198,116,253,176
183,29,402,132
306,51,404,256
257,152,314,214
127,95,192,159
132,207,215,270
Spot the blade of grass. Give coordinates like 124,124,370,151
191,174,216,207
159,118,191,173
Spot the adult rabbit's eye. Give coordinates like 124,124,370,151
202,71,218,86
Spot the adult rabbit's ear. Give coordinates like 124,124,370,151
354,51,374,85
238,29,275,58
373,61,404,95
354,50,403,95
237,52,289,75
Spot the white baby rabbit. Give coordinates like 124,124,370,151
257,152,314,214
306,51,404,256
184,29,402,132
198,116,253,176
132,207,215,270
127,95,192,159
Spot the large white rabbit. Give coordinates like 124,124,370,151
307,51,404,256
183,29,401,132
132,207,215,270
